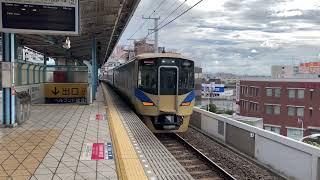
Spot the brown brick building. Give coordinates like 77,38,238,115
134,40,154,55
239,78,320,140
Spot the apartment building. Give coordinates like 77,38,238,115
239,78,320,140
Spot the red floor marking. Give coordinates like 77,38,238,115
96,114,104,121
92,143,105,160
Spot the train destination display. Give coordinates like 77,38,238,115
0,0,79,35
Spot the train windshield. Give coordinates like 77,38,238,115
138,58,194,95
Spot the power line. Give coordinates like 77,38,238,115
127,0,167,40
151,0,167,16
146,0,204,38
158,0,187,26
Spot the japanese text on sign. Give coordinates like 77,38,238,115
44,83,87,98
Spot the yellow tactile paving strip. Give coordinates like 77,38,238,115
102,85,148,180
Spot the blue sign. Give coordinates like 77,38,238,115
214,87,224,93
105,143,113,160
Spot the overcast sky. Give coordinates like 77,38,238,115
118,0,320,75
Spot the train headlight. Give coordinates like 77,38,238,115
181,102,191,106
142,102,154,106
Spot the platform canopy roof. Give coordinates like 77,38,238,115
16,0,140,67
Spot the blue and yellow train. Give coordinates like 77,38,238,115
103,53,195,133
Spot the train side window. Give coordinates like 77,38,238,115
179,60,194,94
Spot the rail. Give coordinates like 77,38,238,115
157,133,236,180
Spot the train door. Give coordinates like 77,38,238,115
158,66,179,113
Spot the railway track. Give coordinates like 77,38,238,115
156,133,236,180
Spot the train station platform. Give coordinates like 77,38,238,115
0,84,193,180
0,87,116,180
101,83,192,180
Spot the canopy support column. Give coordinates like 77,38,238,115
2,33,16,127
91,36,97,100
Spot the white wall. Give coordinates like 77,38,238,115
192,107,320,180
201,114,225,141
255,135,313,180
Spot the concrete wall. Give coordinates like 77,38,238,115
226,124,255,157
191,107,320,180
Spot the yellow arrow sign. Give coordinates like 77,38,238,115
44,83,88,98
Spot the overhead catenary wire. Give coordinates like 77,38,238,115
158,0,188,26
127,0,167,40
146,0,204,38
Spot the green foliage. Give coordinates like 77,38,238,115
209,104,217,113
305,140,320,148
207,104,235,115
225,110,235,115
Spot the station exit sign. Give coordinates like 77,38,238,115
0,0,79,35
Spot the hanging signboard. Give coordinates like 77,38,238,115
0,0,79,35
236,83,240,102
23,46,44,64
44,83,88,104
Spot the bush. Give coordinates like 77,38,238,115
208,104,217,113
225,110,235,115
304,140,320,148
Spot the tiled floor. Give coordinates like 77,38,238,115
0,87,117,180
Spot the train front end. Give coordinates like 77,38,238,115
134,55,195,133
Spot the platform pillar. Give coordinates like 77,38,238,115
2,33,16,127
91,36,97,100
83,60,93,104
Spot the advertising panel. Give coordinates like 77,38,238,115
201,83,225,98
299,62,320,74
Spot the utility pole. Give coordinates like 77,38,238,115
143,16,160,53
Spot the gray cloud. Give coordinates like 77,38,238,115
118,0,320,75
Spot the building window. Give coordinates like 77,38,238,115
266,105,280,115
265,126,280,134
255,88,260,96
287,128,303,140
266,105,273,114
288,106,295,116
297,107,304,117
297,89,304,99
266,88,272,97
274,106,281,115
248,102,259,112
288,89,295,99
274,88,281,98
